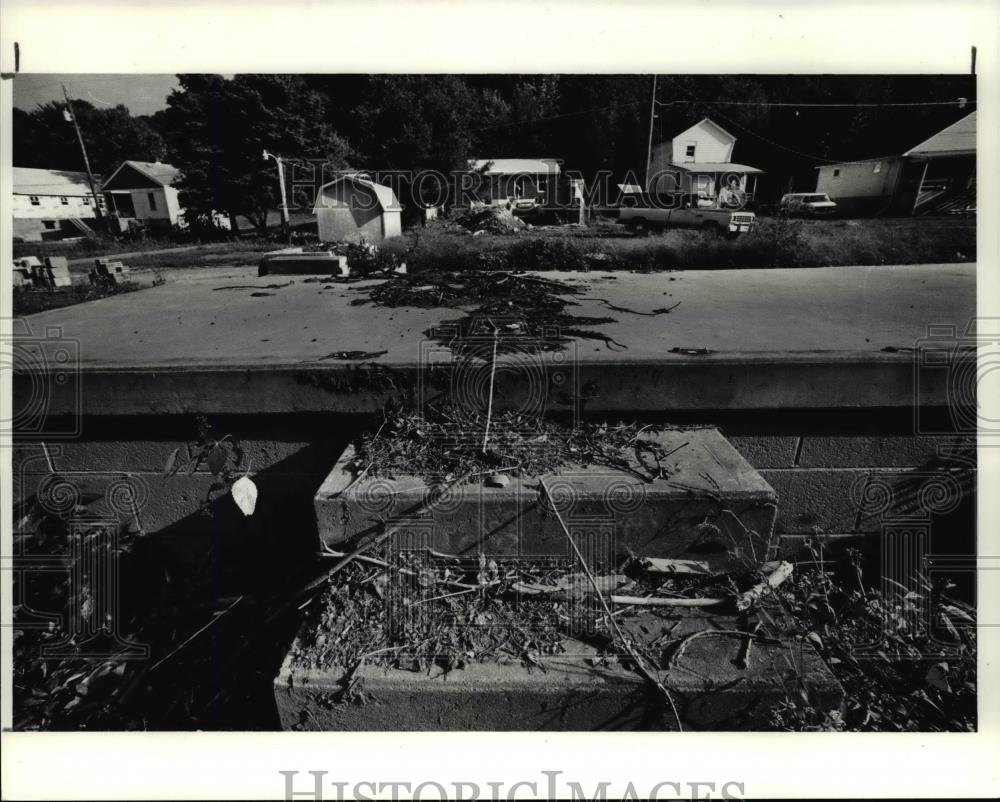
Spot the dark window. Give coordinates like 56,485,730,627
685,144,696,158
82,197,91,206
60,196,69,205
833,169,840,178
42,220,56,230
29,195,40,206
148,192,158,211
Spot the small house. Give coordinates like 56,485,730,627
313,173,403,244
102,161,183,232
647,118,763,203
12,167,105,242
467,158,562,206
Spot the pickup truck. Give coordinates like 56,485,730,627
618,194,756,236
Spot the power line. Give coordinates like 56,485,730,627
656,98,974,108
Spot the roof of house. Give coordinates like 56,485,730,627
664,162,763,174
904,111,976,158
468,158,562,175
672,117,737,144
313,173,403,212
13,167,97,196
102,160,180,190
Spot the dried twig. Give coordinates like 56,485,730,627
736,561,794,612
609,595,724,608
147,595,244,673
482,324,499,454
539,478,685,731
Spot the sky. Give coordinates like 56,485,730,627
12,74,180,116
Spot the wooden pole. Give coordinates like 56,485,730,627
644,74,658,192
61,85,104,221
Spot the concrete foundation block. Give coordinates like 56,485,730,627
315,429,777,571
797,435,969,469
726,435,800,468
259,253,347,276
274,612,842,731
759,468,864,535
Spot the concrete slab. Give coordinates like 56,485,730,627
274,611,842,731
315,428,776,569
15,263,974,415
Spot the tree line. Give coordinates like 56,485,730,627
14,74,975,233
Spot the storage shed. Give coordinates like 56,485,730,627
313,174,403,244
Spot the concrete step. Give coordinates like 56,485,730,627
314,428,777,573
274,611,842,731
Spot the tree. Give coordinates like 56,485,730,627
161,74,352,234
13,101,165,178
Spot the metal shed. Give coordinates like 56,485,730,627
312,174,403,244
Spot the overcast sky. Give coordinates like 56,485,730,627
13,74,180,115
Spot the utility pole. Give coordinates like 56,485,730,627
62,84,104,221
263,149,290,241
644,74,658,192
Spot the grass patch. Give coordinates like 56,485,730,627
382,216,975,273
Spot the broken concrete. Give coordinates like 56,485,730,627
315,428,776,570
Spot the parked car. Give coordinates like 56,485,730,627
779,193,838,218
618,193,755,236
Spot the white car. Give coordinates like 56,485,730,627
779,193,838,218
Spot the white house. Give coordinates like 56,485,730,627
647,118,762,202
313,173,403,243
101,160,183,232
12,167,106,242
467,158,562,206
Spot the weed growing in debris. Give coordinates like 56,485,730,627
766,541,976,732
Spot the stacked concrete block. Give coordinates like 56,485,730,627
258,252,348,277
90,258,132,288
43,256,73,288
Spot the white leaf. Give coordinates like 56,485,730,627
231,475,258,517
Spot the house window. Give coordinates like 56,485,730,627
29,195,40,206
685,144,697,159
60,196,69,205
873,162,882,174
148,192,158,211
833,169,840,178
42,220,56,230
82,197,91,206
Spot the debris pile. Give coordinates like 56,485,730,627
353,269,626,353
454,205,526,235
290,548,794,676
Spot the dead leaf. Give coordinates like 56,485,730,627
925,662,951,692
231,475,258,517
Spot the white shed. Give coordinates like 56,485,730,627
313,174,403,244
